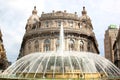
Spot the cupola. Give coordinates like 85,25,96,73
26,6,40,31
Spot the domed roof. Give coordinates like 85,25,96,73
108,24,117,29
27,6,39,25
1,51,120,79
80,6,90,20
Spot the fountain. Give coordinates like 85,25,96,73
0,23,120,80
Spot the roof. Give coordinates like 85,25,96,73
108,24,117,29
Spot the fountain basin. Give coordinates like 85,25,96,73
0,51,120,80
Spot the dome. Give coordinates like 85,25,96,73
80,6,90,21
108,24,117,29
27,15,39,24
1,51,120,79
27,6,39,25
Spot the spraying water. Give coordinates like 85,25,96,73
57,22,64,53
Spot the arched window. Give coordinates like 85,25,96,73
34,40,39,52
28,42,31,53
56,39,59,51
44,39,50,52
58,21,61,27
87,41,91,52
32,18,38,29
69,39,75,51
80,40,84,51
78,23,82,28
39,22,41,28
45,21,49,27
32,24,37,29
33,18,38,24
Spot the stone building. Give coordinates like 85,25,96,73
113,27,120,69
18,6,99,59
0,30,9,71
104,25,118,62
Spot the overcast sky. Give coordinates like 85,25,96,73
0,0,120,63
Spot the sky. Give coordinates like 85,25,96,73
0,0,120,63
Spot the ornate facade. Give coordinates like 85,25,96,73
0,30,9,71
18,6,99,59
104,25,118,63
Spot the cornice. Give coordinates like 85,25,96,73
40,12,79,21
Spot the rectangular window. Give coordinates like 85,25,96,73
58,21,61,27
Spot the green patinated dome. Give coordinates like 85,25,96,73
109,24,117,29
